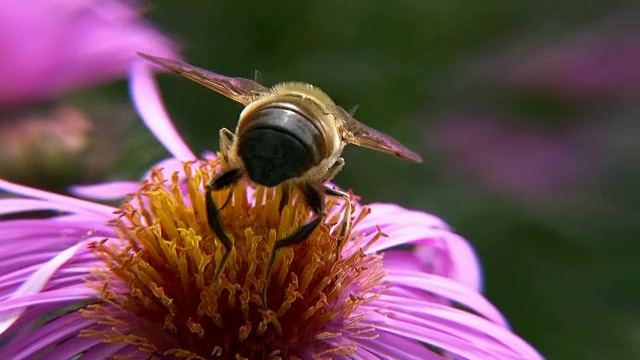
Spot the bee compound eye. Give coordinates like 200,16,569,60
237,107,325,187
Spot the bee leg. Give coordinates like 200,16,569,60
323,185,352,255
205,168,244,282
263,183,326,308
322,158,345,183
278,183,291,213
219,128,235,165
320,158,351,256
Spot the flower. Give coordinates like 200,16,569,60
0,62,544,359
0,0,176,107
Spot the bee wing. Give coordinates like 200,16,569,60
342,113,423,163
138,52,270,105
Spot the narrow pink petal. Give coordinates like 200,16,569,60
0,243,99,285
0,199,60,215
68,181,140,200
355,331,444,359
0,313,95,360
75,343,129,360
374,298,544,360
367,312,501,360
383,270,508,327
1,254,65,279
0,179,115,216
353,347,383,360
364,226,451,254
0,243,80,335
358,203,450,231
361,220,482,291
0,199,111,224
129,59,196,161
36,336,104,360
379,250,426,273
415,233,482,291
0,286,96,313
201,150,218,160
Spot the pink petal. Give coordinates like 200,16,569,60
370,298,543,359
353,348,384,360
0,243,80,335
365,226,452,254
364,222,482,291
0,179,115,217
0,313,95,360
129,60,196,161
367,311,502,360
415,233,482,291
383,270,508,327
68,181,140,200
358,203,450,231
74,342,129,360
355,331,444,359
0,286,96,313
33,336,105,360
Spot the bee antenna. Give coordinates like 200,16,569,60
348,104,360,116
254,69,263,83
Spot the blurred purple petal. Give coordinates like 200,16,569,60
429,114,592,202
0,0,177,106
484,14,639,100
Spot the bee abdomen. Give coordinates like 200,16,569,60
237,107,326,187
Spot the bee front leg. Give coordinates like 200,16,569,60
322,158,345,182
263,183,327,308
321,158,352,255
278,183,291,213
206,168,244,282
219,128,235,165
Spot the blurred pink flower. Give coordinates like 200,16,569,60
484,14,639,100
0,62,544,359
0,0,176,107
429,113,591,202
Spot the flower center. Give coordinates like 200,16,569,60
81,160,385,359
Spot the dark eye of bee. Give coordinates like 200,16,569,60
237,105,326,187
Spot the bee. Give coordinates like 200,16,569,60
138,53,422,306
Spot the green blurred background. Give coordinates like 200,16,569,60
8,1,640,359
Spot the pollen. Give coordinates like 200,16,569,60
80,160,385,359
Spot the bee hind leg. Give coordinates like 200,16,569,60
263,183,326,309
206,168,244,282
